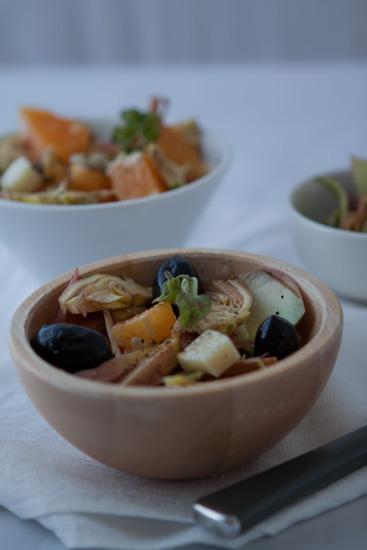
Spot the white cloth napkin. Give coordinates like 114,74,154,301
1,208,366,550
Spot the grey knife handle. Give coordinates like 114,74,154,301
194,425,367,538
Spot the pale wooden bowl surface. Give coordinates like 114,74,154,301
10,249,343,479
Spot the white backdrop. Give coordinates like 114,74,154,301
1,0,367,65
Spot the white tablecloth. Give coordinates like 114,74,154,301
0,63,367,549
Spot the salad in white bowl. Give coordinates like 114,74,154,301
0,98,231,282
0,97,209,205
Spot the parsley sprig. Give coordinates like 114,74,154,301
112,109,161,153
154,275,211,329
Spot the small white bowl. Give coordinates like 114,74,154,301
290,170,367,303
0,119,231,283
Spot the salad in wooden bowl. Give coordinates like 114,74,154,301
10,249,342,478
31,254,316,387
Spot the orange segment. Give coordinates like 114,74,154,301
70,165,111,192
158,126,207,181
20,107,91,162
108,152,166,200
112,302,176,350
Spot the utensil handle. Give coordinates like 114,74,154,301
193,425,367,537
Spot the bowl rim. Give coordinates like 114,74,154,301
9,248,343,400
0,124,232,212
289,168,367,240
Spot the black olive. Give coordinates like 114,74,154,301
254,315,300,360
32,323,113,373
152,255,201,299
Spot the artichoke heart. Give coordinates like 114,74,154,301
188,278,252,334
59,273,152,316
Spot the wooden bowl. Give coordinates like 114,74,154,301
9,249,342,480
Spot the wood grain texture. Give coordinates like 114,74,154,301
9,249,343,479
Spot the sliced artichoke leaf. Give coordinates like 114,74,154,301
103,310,121,357
186,278,252,334
315,177,349,225
59,273,152,316
240,270,305,341
208,279,252,310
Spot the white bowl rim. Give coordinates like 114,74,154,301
10,248,342,401
0,124,232,212
290,168,367,240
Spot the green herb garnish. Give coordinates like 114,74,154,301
112,109,161,152
154,275,211,329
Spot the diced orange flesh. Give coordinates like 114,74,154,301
70,165,111,192
158,126,207,181
20,107,91,162
112,302,176,350
108,152,166,200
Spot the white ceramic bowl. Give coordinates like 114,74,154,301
290,170,367,303
0,119,231,283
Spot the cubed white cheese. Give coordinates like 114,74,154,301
177,330,240,378
108,151,142,173
1,156,42,192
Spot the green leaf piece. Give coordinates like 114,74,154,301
154,275,211,329
112,109,161,152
